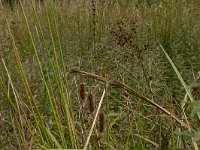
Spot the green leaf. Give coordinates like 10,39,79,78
108,112,120,117
191,101,200,117
175,130,193,138
193,130,200,142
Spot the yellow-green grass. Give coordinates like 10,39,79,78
0,0,200,149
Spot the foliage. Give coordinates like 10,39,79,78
0,0,200,149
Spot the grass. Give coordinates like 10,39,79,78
0,0,200,149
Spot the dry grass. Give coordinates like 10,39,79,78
0,0,200,149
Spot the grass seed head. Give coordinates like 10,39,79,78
99,111,105,133
88,92,95,113
80,82,86,100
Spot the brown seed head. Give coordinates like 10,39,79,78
99,112,105,133
88,92,95,113
80,82,86,100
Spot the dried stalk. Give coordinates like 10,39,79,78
68,69,189,129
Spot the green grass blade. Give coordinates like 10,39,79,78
159,43,200,119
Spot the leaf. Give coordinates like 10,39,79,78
189,82,200,88
175,130,193,138
193,130,200,142
108,112,120,117
191,101,200,117
45,127,62,148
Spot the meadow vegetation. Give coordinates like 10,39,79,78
0,0,200,149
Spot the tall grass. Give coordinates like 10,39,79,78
0,0,200,149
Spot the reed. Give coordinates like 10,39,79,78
1,0,200,149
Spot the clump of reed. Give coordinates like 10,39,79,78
1,1,200,149
79,81,106,149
